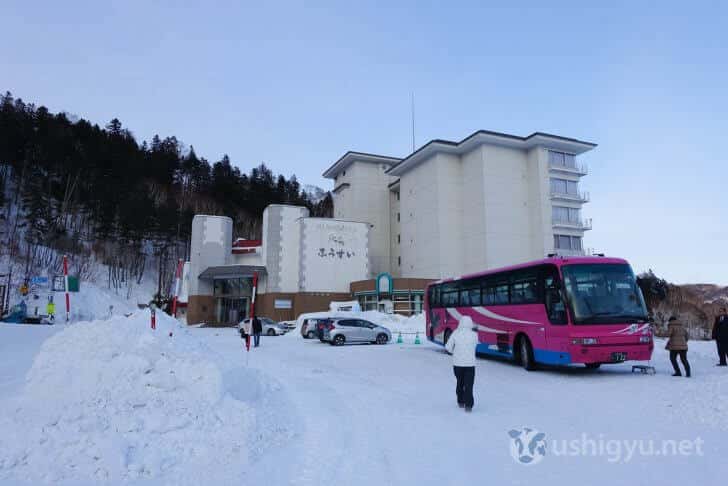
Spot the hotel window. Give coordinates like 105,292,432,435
397,234,400,244
412,294,423,314
554,234,583,251
397,212,400,222
398,256,401,266
550,178,579,196
549,150,576,168
359,295,377,312
552,206,580,223
396,192,400,201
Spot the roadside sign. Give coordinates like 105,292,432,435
30,276,49,287
52,276,65,291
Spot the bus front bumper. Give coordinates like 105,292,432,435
567,343,653,364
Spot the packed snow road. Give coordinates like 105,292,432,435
207,329,725,486
1,320,727,486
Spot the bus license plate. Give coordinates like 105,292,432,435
611,352,627,363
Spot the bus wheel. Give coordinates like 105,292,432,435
585,363,601,370
443,329,452,346
518,336,537,371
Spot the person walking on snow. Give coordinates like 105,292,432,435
239,318,252,351
712,307,728,366
445,315,479,412
666,316,690,377
252,316,263,347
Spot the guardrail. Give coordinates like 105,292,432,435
550,190,590,203
549,162,588,176
552,217,593,230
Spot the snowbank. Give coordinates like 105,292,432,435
295,310,426,335
0,311,253,485
56,281,143,322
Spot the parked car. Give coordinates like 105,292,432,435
322,318,391,346
300,317,332,339
240,317,288,336
280,320,297,331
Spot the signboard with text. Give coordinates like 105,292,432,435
300,219,369,293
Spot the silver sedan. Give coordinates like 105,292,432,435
323,318,391,346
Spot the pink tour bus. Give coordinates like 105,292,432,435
425,256,654,370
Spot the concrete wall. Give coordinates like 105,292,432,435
332,161,396,277
388,187,401,277
263,205,309,293
527,147,554,259
399,153,441,278
397,144,561,279
189,215,232,296
299,218,369,292
480,144,531,269
232,250,263,267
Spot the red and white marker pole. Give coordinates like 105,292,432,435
249,271,258,320
245,271,258,352
63,254,70,322
171,259,184,318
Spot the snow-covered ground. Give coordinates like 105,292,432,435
1,314,727,485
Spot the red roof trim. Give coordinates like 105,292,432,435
233,239,262,248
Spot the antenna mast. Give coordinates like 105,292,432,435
410,92,415,152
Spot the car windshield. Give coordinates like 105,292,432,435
561,263,648,325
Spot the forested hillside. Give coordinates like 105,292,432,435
0,91,332,299
638,271,728,339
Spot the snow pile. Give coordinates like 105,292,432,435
56,280,144,322
295,310,426,334
0,311,253,485
389,313,426,335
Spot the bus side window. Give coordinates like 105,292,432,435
543,268,567,325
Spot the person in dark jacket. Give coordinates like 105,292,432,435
252,316,263,347
666,316,690,377
712,307,728,366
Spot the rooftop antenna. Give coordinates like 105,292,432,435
410,92,415,152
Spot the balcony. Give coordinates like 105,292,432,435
549,161,588,176
552,217,592,231
551,248,596,257
550,190,590,203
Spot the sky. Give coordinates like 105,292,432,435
2,1,727,285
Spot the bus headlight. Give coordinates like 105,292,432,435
572,338,598,345
639,336,651,343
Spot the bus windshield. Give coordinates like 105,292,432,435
561,263,648,325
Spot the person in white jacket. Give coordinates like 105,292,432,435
445,315,479,412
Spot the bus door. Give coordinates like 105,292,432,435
542,266,570,355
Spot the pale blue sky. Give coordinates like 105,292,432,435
2,1,726,284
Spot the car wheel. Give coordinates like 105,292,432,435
518,336,537,371
306,331,316,339
376,333,388,345
333,335,345,346
267,328,276,336
585,363,601,369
